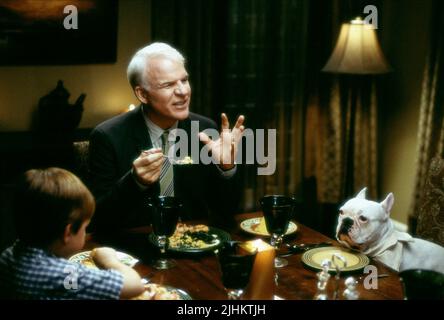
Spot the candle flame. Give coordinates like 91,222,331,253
241,239,273,253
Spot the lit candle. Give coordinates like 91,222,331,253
241,239,275,300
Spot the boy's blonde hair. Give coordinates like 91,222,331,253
14,167,95,247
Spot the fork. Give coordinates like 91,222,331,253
279,241,332,257
286,241,332,251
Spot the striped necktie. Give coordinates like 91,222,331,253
159,130,174,196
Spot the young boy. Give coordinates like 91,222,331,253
0,167,144,299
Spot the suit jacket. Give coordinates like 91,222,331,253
88,106,241,232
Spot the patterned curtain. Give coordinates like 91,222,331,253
415,157,444,245
306,76,378,202
221,0,308,211
409,0,444,231
303,0,382,233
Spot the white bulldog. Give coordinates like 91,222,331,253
336,187,444,273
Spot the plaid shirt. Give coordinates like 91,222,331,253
0,241,123,300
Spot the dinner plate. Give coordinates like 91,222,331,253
171,287,192,300
301,246,370,273
148,226,231,254
133,284,192,300
69,250,139,269
240,217,298,237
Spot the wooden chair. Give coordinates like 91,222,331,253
416,156,444,246
72,141,90,183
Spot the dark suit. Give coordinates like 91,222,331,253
88,106,240,232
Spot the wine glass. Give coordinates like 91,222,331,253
148,196,182,270
260,195,297,268
217,241,257,300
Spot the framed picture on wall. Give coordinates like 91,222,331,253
0,0,118,65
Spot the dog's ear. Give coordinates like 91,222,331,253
380,193,394,215
356,187,367,199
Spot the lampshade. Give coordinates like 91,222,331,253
322,18,391,74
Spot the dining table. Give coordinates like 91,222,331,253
83,212,404,300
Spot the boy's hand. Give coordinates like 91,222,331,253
90,247,145,299
90,247,119,269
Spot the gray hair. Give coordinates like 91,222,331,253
127,42,185,90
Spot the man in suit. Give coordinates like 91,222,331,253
88,43,244,232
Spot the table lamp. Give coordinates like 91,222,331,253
322,17,391,74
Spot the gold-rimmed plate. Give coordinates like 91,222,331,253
69,250,139,269
301,246,370,273
240,217,298,237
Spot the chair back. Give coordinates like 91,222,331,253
72,140,90,183
416,156,444,246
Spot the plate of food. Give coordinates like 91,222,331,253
301,246,370,273
132,283,192,300
240,217,298,237
148,223,231,253
69,250,139,269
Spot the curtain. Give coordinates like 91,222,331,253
221,0,308,211
410,0,444,230
303,0,381,233
150,0,309,213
